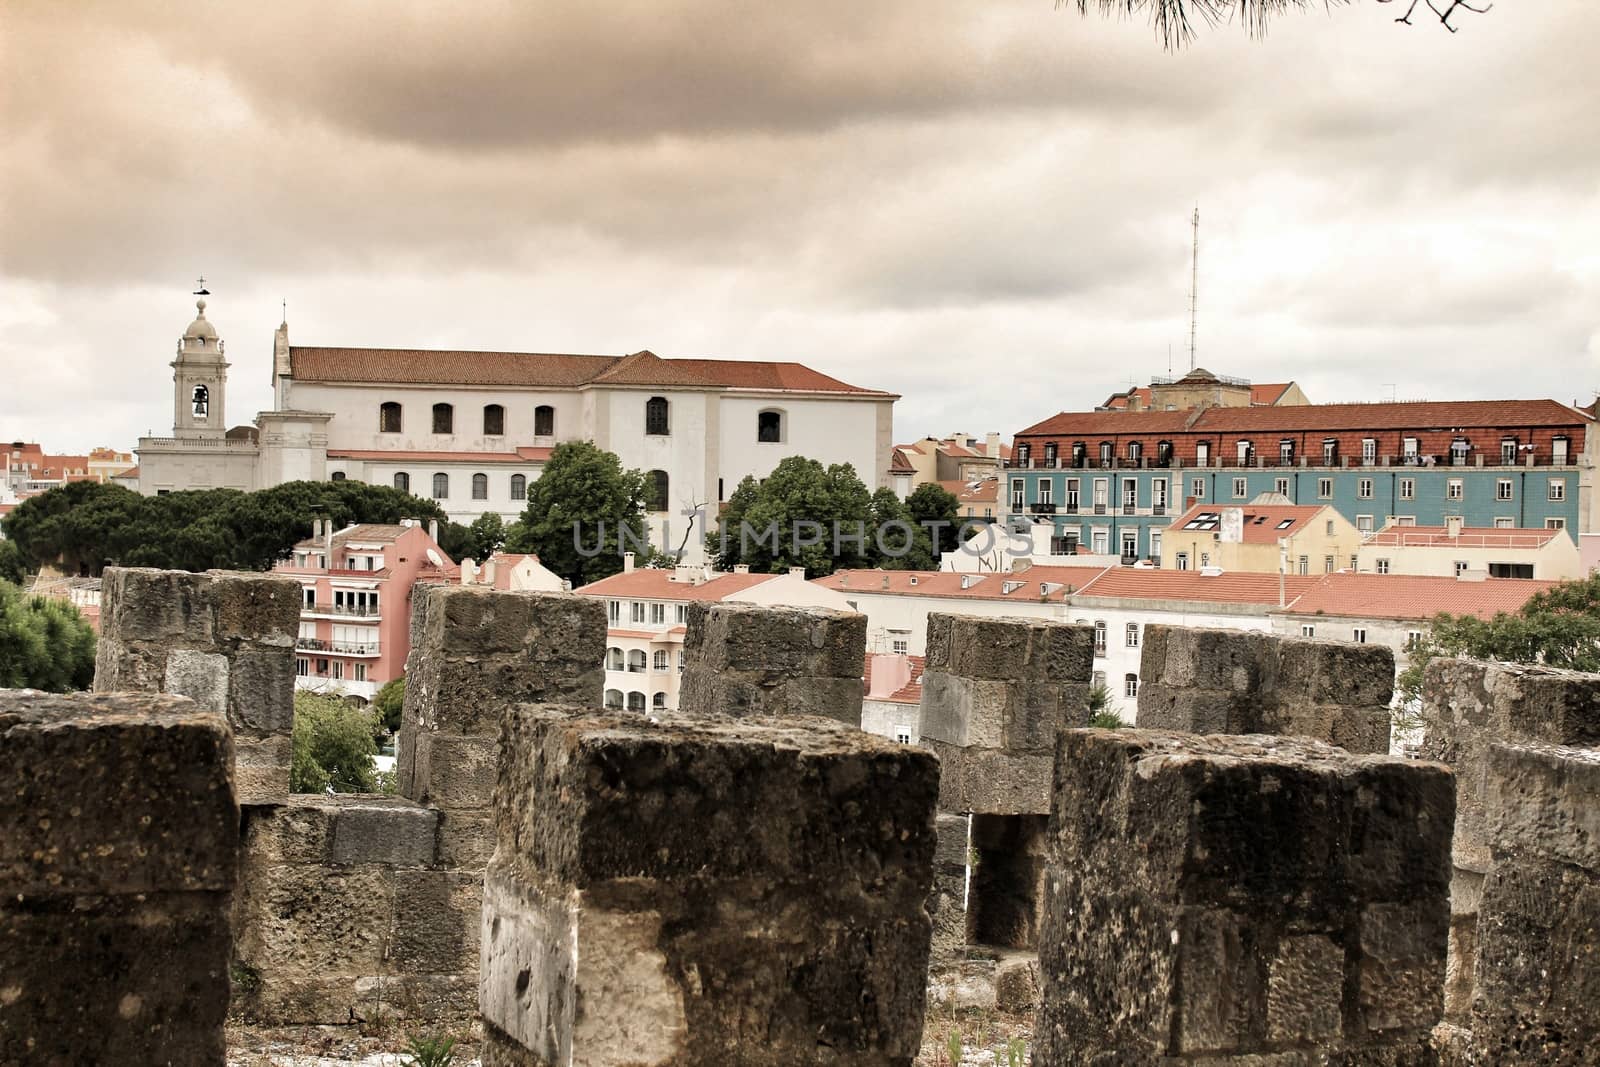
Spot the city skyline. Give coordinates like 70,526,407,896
4,1,1597,453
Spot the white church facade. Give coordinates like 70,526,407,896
138,297,899,555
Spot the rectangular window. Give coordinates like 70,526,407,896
1274,477,1290,496
1494,517,1514,529
1502,439,1518,465
1357,515,1374,533
1399,478,1415,501
1065,478,1080,512
1547,517,1567,530
1232,477,1247,499
631,601,645,624
650,603,665,625
607,600,620,623
1395,516,1416,526
1122,479,1137,509
1489,563,1535,579
1497,479,1514,501
303,587,315,608
1126,625,1140,648
1011,479,1024,510
1190,477,1205,499
1549,479,1567,502
1150,531,1162,561
1152,479,1168,513
1298,555,1309,576
1406,630,1424,650
1200,552,1210,567
1175,552,1189,571
296,658,309,677
1324,556,1335,574
1447,479,1464,501
1317,478,1333,499
1359,478,1374,500
1279,440,1294,465
1301,624,1315,638
1352,628,1367,644
331,661,344,681
1124,675,1139,698
1362,438,1377,464
1376,558,1390,574
1553,437,1570,464
891,639,909,655
894,729,912,745
1196,442,1211,466
1454,560,1470,576
675,604,687,624
1120,530,1138,560
354,663,367,682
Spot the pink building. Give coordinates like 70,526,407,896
274,519,456,701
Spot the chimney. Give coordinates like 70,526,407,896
865,652,913,700
733,564,751,575
1445,515,1464,539
460,559,476,586
788,567,807,580
624,552,636,574
482,558,497,588
323,519,333,567
428,519,439,543
985,432,1001,458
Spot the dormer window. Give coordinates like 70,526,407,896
192,385,209,419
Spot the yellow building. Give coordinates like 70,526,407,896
1161,500,1364,576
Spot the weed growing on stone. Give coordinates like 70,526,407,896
400,1033,456,1067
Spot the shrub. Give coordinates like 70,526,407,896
290,690,379,793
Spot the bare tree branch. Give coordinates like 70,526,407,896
1063,0,1488,48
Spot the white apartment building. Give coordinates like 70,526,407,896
574,558,855,713
1356,518,1583,580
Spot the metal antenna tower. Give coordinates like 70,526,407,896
1187,205,1199,372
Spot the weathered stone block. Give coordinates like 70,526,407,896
227,647,297,734
436,808,496,869
0,690,237,895
482,705,938,1065
389,869,480,974
0,689,237,1066
234,862,398,974
1036,729,1454,1066
233,734,292,802
924,613,1094,684
402,585,606,743
1277,636,1396,708
0,891,232,1065
678,602,867,723
1485,741,1600,874
928,813,969,964
924,737,1053,815
332,801,440,868
412,731,499,810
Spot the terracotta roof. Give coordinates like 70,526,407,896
1072,568,1322,605
889,448,917,474
1250,383,1294,405
113,466,140,478
814,568,1088,603
1279,572,1557,621
1099,387,1152,410
289,346,894,397
574,569,781,602
326,448,551,464
863,654,927,705
292,523,420,550
1363,526,1563,549
1019,398,1590,439
1168,503,1336,545
937,478,1000,505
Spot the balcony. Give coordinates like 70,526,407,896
1030,501,1057,515
296,637,380,656
1122,504,1137,516
304,603,380,618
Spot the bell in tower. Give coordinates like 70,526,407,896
171,284,229,441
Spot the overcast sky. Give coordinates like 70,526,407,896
3,1,1597,455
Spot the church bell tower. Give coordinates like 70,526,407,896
172,292,228,440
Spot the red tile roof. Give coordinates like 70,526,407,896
1073,567,1321,605
815,568,1090,603
1250,383,1295,405
889,448,917,474
1021,398,1590,439
1279,572,1557,621
290,347,894,397
574,569,781,601
1363,526,1563,549
1169,503,1338,544
326,448,552,464
937,478,1000,505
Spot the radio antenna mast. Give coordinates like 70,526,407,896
1188,205,1199,372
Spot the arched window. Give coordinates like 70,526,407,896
510,474,527,501
646,469,669,512
432,403,454,434
330,471,347,482
627,649,646,673
393,472,410,493
606,648,624,671
432,473,449,499
652,693,667,710
1124,673,1139,699
1125,623,1140,648
645,396,670,436
757,409,783,443
652,650,669,671
534,405,555,437
604,689,624,710
380,402,402,433
627,692,646,712
471,473,488,500
483,404,505,436
191,384,209,418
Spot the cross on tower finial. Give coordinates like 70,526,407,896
193,276,210,295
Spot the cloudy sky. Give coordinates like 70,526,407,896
3,0,1597,455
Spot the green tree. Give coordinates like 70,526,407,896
371,676,406,738
457,512,507,563
1396,574,1600,713
866,487,938,571
504,441,650,586
0,580,97,692
1087,681,1124,729
708,457,874,578
290,691,379,793
906,482,963,556
0,539,26,585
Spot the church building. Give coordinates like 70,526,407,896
138,295,899,556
